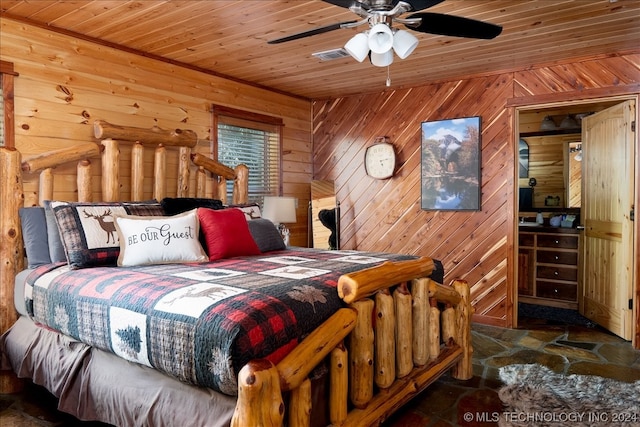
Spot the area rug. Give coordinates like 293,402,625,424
498,364,640,427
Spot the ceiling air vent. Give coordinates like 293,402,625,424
312,48,350,61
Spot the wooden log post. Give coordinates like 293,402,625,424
374,290,395,389
101,139,120,202
77,160,92,202
177,146,190,198
153,145,166,201
288,378,311,427
94,120,198,148
233,164,249,205
38,168,53,205
349,299,375,408
217,177,228,204
231,360,284,427
196,167,206,198
428,297,440,361
330,343,348,426
451,280,473,380
394,283,413,378
131,142,144,201
411,278,430,366
441,303,456,345
0,147,25,393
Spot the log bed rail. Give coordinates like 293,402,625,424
0,120,473,427
231,257,472,427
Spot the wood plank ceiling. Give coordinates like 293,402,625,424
1,0,639,100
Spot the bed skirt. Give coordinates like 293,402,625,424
1,316,237,427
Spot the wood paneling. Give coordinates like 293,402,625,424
313,53,639,328
0,18,312,246
1,1,639,99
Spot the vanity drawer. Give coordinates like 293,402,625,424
537,250,578,265
519,233,535,246
536,281,577,301
537,235,578,249
537,265,577,281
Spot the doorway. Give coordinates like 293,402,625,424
514,96,638,344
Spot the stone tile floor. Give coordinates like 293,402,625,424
2,307,639,427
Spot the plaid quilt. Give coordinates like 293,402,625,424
25,248,426,395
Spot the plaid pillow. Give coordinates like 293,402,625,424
51,201,164,269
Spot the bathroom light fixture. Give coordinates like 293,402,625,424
540,116,556,131
559,115,579,129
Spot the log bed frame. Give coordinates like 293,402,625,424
0,121,472,427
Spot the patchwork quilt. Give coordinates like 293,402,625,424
24,248,425,395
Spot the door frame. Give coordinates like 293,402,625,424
509,91,639,348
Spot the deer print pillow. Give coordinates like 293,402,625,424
51,201,164,269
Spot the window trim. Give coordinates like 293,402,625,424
211,104,284,196
0,60,18,149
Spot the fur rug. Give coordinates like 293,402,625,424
498,364,640,427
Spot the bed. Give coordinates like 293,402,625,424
0,121,473,427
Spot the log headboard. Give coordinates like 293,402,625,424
0,120,249,340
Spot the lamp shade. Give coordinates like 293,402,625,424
368,23,393,54
370,50,393,67
392,30,418,59
262,196,297,225
344,33,369,62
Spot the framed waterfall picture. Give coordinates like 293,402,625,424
421,116,481,211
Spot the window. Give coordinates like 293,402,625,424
0,60,18,148
212,105,283,203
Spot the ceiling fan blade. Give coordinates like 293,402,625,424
394,0,445,11
322,0,368,9
407,12,502,39
268,21,358,44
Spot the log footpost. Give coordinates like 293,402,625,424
0,147,25,394
231,360,284,427
451,280,473,380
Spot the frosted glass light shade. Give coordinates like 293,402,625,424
392,30,418,59
368,23,393,54
370,50,394,67
344,33,369,62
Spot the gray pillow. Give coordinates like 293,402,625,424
19,207,51,268
247,219,286,252
43,200,67,263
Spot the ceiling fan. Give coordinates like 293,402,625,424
268,0,502,67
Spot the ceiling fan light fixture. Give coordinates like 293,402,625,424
370,50,394,67
368,23,394,54
344,32,370,62
392,29,419,59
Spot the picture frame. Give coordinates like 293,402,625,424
421,116,481,211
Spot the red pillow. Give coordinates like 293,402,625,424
197,208,261,261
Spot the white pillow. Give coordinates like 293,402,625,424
114,209,207,266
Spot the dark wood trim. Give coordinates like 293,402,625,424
0,60,18,76
520,129,581,138
211,104,285,196
506,84,640,108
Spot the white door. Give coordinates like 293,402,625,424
580,100,635,340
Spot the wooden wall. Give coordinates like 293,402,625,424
313,53,640,327
0,18,313,246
